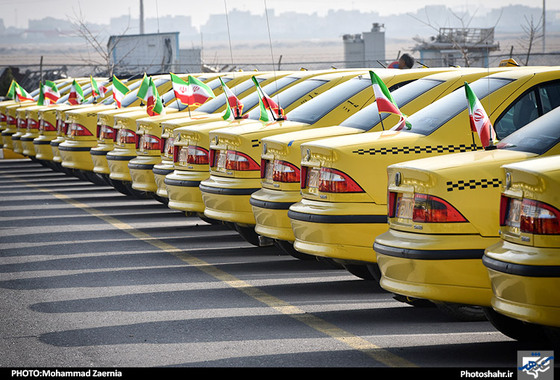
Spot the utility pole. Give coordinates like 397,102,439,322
140,0,144,34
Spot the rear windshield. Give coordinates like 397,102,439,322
497,107,560,154
341,78,444,131
285,75,372,124
407,77,512,136
246,78,328,120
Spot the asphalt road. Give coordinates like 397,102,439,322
0,158,551,373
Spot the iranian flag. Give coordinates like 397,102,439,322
170,73,215,106
219,77,243,121
465,82,496,148
145,77,164,116
90,76,107,97
112,75,129,108
369,71,410,131
37,80,59,106
251,76,285,122
136,73,150,101
68,79,84,105
7,80,34,102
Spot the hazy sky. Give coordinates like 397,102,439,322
1,0,556,29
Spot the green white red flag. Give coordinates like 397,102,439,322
37,80,60,105
136,74,150,101
219,77,243,121
7,80,34,102
68,79,84,105
171,73,215,106
90,76,107,98
112,75,129,108
144,77,164,116
251,76,285,122
465,81,496,148
369,71,410,131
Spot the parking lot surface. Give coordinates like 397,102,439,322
0,159,549,371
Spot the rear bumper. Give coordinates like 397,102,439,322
483,240,560,327
374,228,497,306
250,187,300,241
165,169,208,212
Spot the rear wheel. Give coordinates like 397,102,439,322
274,239,317,260
435,302,487,321
343,264,375,280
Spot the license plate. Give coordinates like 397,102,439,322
396,195,414,220
307,168,320,189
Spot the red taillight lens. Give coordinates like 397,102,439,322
0,113,6,123
162,137,174,155
68,122,93,136
214,150,260,171
502,196,560,235
7,116,16,126
209,149,216,167
17,118,27,129
27,119,39,130
186,145,209,165
116,128,136,144
39,119,56,132
412,193,466,223
317,167,363,193
388,191,398,218
139,134,162,151
98,125,115,140
271,160,300,183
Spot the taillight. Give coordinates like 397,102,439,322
98,125,115,140
68,122,93,136
7,116,16,126
162,137,174,155
139,134,162,151
186,145,209,165
17,118,27,129
214,150,260,171
388,191,398,218
116,128,136,144
318,167,363,193
39,119,56,132
411,193,466,223
0,113,5,123
27,119,39,130
502,196,560,235
271,160,300,183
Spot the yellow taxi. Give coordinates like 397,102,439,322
128,71,306,199
198,68,450,245
146,70,344,203
375,105,560,320
107,72,283,198
252,68,510,256
289,66,560,280
482,153,560,343
163,70,369,218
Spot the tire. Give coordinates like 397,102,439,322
343,264,375,280
435,302,487,321
233,224,261,246
483,307,550,343
274,239,317,260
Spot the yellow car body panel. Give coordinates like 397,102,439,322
199,68,448,227
252,68,511,242
160,69,356,207
289,67,560,267
483,154,560,327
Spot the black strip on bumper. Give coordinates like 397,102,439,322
482,255,560,278
128,162,154,170
199,184,258,196
90,150,108,156
288,209,387,224
164,177,201,187
106,155,135,161
58,146,91,152
153,167,173,176
249,197,294,210
373,242,484,260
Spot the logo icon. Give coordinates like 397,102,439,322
518,351,554,380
